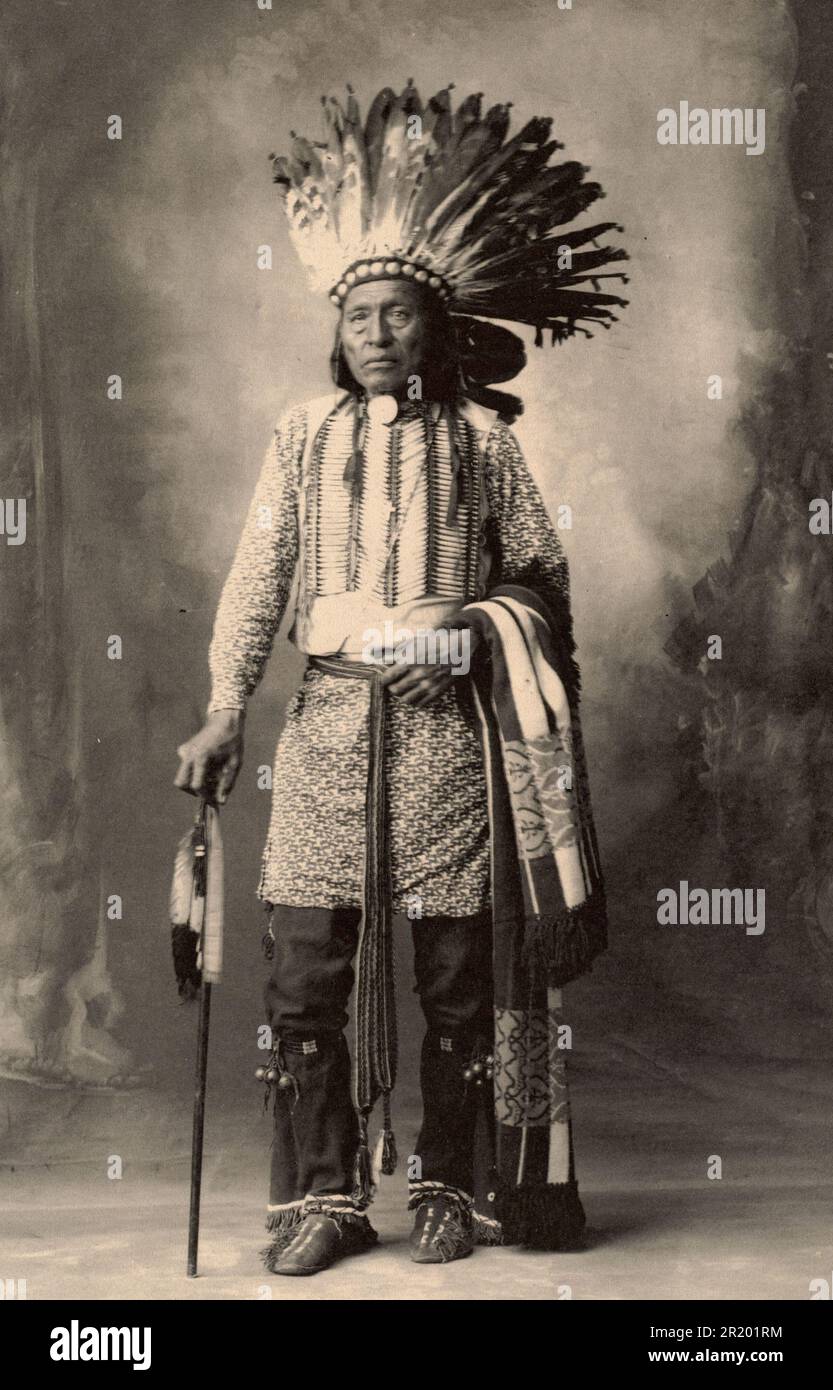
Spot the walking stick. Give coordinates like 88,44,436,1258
187,975,212,1277
170,797,225,1279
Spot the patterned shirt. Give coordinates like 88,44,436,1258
206,395,573,914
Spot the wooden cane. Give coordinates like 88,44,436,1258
187,975,212,1276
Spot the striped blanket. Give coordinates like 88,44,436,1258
463,584,607,1247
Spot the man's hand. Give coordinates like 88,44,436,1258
379,661,453,708
378,623,479,709
174,710,245,804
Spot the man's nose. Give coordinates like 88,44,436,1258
367,311,393,345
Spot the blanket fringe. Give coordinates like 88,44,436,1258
521,895,608,988
496,1179,587,1251
473,1211,504,1246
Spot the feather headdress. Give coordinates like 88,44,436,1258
270,81,628,398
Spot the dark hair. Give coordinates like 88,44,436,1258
330,286,462,403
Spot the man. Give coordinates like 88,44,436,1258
175,83,624,1275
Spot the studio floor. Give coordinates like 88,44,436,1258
3,1176,831,1302
2,1044,831,1301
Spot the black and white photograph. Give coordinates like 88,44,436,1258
1,0,832,1350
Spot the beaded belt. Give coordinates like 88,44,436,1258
307,655,397,1182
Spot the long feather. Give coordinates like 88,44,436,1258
364,86,396,193
406,87,456,236
340,88,370,249
386,82,433,242
320,97,346,236
451,91,483,141
170,831,195,926
371,88,412,252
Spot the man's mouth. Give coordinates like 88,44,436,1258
364,357,398,366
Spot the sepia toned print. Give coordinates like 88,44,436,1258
1,0,831,1344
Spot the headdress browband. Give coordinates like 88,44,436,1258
329,258,452,306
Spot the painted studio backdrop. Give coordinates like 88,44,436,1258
2,0,832,1277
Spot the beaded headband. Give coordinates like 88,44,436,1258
328,258,452,306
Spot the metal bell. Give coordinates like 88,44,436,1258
265,1068,279,1084
255,1066,267,1082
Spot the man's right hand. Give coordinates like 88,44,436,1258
174,710,245,805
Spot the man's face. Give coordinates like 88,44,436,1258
339,280,427,396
